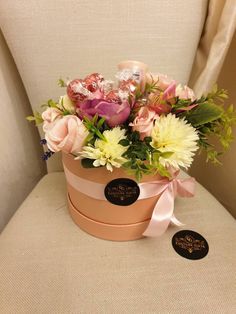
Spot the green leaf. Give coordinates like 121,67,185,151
95,130,107,141
47,99,58,108
92,114,98,124
144,136,152,144
160,151,174,158
206,150,222,165
26,116,35,121
81,158,96,168
97,117,106,129
186,103,223,126
131,131,140,141
26,111,43,125
156,163,171,178
83,115,107,141
119,139,130,146
58,78,67,87
85,133,94,143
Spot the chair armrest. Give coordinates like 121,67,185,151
0,30,46,232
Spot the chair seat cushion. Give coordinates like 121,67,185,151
0,172,235,313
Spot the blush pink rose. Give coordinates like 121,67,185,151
129,107,158,140
42,107,62,131
45,115,88,154
78,98,131,127
176,84,196,101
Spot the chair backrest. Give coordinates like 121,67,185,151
0,0,208,172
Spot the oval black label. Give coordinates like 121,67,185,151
104,178,140,206
172,230,209,260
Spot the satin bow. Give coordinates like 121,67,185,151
142,177,196,237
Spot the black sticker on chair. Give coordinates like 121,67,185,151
172,230,209,260
104,178,140,206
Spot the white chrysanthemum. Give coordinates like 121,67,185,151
79,127,128,171
151,114,199,169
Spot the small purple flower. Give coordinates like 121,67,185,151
77,99,131,127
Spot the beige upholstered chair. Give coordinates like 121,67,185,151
0,1,235,313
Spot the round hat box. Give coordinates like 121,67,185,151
62,153,162,241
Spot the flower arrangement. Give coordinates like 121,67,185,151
28,61,235,181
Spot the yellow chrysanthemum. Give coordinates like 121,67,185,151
151,114,199,169
79,127,128,171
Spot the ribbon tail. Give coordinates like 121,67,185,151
176,177,196,197
143,184,175,237
171,214,184,227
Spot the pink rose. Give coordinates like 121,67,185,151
42,107,62,131
129,107,157,140
176,84,196,101
45,115,88,154
78,98,131,128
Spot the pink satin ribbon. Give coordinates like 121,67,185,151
142,177,195,237
63,164,195,237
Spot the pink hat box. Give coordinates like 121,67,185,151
62,153,163,241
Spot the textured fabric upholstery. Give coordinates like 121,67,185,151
0,0,208,172
0,172,235,313
0,31,46,232
1,1,235,312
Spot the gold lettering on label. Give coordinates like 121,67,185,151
175,235,206,253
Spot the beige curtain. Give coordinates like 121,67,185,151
189,0,236,96
189,0,236,218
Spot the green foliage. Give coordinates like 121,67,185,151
206,84,228,101
171,98,193,112
197,104,236,164
41,99,58,109
132,77,161,107
59,97,72,116
118,139,130,146
145,79,160,94
81,158,96,168
26,111,43,125
186,85,236,164
185,102,223,126
83,114,107,142
120,131,171,180
57,78,67,87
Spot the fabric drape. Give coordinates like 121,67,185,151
189,0,236,96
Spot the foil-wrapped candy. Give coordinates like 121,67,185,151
67,79,89,102
84,73,104,93
104,90,120,103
